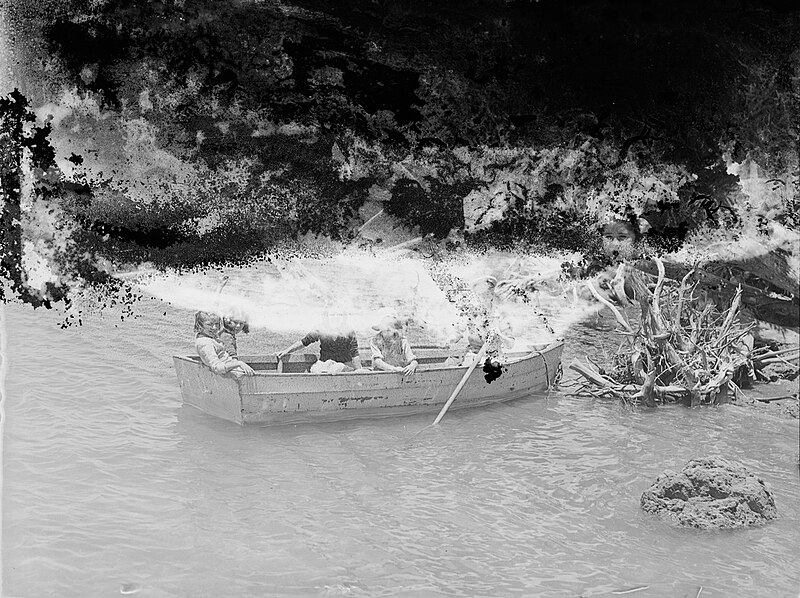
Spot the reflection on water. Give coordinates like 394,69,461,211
2,299,799,598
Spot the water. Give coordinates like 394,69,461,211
2,296,799,598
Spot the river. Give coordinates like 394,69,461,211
2,277,799,597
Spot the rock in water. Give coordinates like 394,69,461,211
640,456,777,529
120,582,141,595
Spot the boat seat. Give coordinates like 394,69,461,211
237,354,318,373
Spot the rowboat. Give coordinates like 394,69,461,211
173,341,564,425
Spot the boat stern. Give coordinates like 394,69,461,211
173,356,245,424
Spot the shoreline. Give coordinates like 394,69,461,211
732,379,800,420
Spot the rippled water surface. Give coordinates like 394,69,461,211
2,295,799,598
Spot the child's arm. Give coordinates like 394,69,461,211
277,339,304,360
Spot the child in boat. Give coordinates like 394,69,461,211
459,277,515,366
370,316,418,377
460,314,516,367
218,308,249,357
194,311,255,378
277,313,363,374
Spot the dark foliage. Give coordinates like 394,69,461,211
1,90,66,307
25,0,797,166
387,178,470,238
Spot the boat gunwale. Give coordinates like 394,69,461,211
173,340,564,378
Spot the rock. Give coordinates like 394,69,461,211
640,457,778,529
462,185,513,232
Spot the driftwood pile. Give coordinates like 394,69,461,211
569,257,799,407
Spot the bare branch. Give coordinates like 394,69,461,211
584,281,635,335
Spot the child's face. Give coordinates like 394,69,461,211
199,316,222,337
602,222,638,261
381,327,402,344
223,317,246,333
467,332,484,351
474,285,494,308
602,221,637,242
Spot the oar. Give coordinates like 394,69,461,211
432,341,489,425
213,275,230,312
276,355,284,373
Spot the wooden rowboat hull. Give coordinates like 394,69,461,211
173,342,564,425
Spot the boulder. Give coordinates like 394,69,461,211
462,185,513,232
640,456,777,529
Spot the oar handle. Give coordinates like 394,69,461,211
277,356,284,373
214,276,230,312
433,341,490,425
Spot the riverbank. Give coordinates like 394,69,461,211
733,378,800,420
